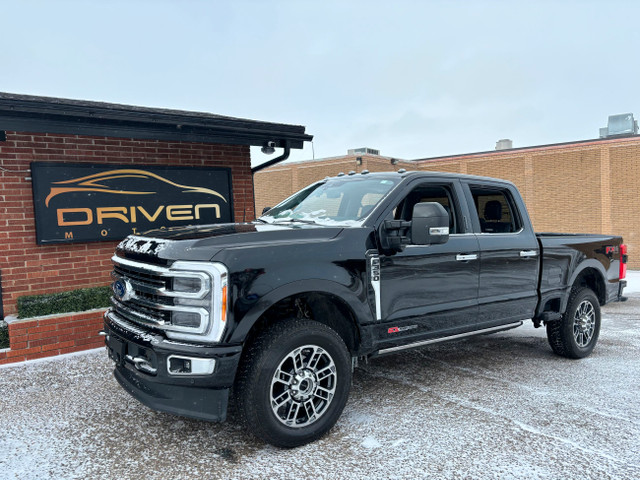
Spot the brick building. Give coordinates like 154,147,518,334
255,136,640,267
0,92,311,363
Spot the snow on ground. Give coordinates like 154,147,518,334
623,270,640,294
1,278,639,479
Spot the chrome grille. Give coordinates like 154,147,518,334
108,254,229,343
113,263,167,287
111,297,170,326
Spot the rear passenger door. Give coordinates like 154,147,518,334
463,182,540,328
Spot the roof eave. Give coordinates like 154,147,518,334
0,93,313,148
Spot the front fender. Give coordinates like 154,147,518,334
228,278,373,344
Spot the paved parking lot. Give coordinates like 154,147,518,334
1,293,639,479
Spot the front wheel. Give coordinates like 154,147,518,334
234,318,352,447
546,287,601,359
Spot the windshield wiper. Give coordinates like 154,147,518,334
273,218,317,225
254,217,270,224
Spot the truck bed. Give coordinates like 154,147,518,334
536,232,625,313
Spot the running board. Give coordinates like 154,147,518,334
377,321,523,355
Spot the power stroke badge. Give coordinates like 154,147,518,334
369,253,382,320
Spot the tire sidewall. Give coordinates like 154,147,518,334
252,324,351,447
563,288,601,358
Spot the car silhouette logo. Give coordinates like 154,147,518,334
44,169,227,207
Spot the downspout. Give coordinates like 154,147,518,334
250,141,291,220
251,141,291,173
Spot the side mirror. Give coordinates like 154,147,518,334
262,206,271,215
411,202,450,245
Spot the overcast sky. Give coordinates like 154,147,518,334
2,0,638,166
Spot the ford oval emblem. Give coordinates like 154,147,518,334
112,278,133,302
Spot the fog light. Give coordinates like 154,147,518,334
167,355,215,375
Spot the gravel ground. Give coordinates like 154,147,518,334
1,291,639,479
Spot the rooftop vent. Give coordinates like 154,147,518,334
348,147,380,156
495,139,513,150
600,113,638,138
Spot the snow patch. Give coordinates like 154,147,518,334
361,436,382,448
623,270,640,294
0,347,104,370
118,235,169,255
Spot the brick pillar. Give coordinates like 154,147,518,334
600,147,612,234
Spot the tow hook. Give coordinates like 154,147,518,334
125,355,157,374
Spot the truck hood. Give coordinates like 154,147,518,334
116,222,344,262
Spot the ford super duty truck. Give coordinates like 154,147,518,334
103,171,627,447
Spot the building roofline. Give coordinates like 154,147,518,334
412,134,640,163
0,92,313,149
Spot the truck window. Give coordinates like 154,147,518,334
262,177,400,225
391,184,460,234
470,186,521,233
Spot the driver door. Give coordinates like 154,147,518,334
374,179,480,350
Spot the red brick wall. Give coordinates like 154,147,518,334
0,309,106,364
0,131,253,317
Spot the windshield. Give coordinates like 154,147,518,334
260,176,400,226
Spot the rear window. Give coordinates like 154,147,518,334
470,186,522,234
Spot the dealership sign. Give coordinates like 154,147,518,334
31,162,233,244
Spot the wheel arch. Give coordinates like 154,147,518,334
562,260,607,312
230,280,372,356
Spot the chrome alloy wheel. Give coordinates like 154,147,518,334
573,299,596,347
270,345,337,428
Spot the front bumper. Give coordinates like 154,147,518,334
104,310,243,422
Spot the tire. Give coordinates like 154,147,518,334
546,287,601,359
234,318,352,448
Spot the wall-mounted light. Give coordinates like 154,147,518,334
356,156,362,166
261,141,276,155
390,158,398,165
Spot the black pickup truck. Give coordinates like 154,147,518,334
104,171,627,447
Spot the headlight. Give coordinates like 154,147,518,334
171,311,203,328
172,276,204,294
165,261,228,343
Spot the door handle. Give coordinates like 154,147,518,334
520,250,538,258
456,254,478,261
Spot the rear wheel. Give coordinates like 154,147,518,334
234,318,351,447
546,287,601,359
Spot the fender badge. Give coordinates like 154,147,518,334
388,325,418,334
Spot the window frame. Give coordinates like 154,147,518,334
466,184,524,235
376,179,469,237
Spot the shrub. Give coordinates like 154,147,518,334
17,286,112,319
0,320,8,349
